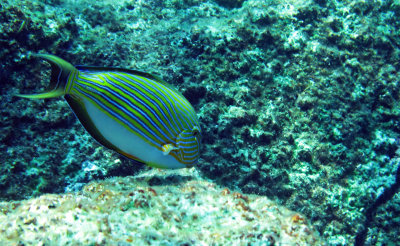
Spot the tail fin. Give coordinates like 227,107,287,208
16,54,77,99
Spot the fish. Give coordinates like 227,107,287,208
16,54,201,169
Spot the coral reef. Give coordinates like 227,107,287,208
0,169,323,245
0,0,399,244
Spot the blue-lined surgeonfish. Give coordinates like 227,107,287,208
17,54,201,169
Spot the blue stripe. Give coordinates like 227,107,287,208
76,77,175,143
178,135,196,140
133,75,188,130
119,73,185,132
182,148,199,154
180,139,197,144
180,145,197,150
74,86,162,147
106,73,179,136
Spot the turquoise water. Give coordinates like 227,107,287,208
1,0,400,244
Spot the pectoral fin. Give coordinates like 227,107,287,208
161,143,177,156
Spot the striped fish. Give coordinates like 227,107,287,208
17,54,201,169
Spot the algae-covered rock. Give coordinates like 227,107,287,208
214,0,245,9
0,169,324,245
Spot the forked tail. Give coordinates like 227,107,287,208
16,54,77,99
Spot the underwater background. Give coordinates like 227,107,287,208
1,0,400,245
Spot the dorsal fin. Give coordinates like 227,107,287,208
76,65,183,95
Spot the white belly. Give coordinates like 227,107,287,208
83,98,185,169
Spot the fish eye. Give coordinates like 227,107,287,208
193,130,199,137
